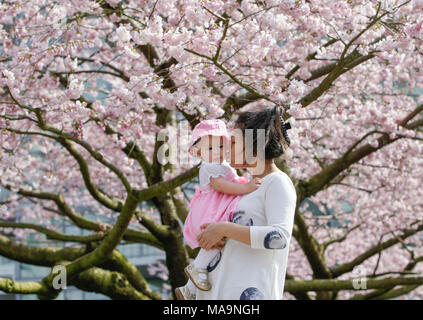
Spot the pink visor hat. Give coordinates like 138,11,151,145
188,119,230,155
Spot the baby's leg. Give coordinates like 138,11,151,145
185,249,219,293
194,248,220,270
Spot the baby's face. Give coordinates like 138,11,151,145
196,135,227,163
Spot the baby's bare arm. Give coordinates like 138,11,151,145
209,177,261,195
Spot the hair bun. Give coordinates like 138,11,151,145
279,115,291,146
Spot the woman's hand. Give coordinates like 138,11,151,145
244,177,262,193
210,239,226,251
197,222,227,250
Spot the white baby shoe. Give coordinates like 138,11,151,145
184,263,211,291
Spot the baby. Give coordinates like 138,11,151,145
175,119,261,300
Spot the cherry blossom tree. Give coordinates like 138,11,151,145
1,0,423,300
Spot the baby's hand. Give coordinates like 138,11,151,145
244,177,262,193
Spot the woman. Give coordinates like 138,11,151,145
195,105,297,300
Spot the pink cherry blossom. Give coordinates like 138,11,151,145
0,0,422,301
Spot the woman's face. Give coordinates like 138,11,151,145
229,126,247,168
229,123,266,173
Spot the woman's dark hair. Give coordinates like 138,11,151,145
234,105,291,160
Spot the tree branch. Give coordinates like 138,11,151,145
39,191,140,293
298,106,423,200
0,220,104,243
331,223,423,277
1,185,163,249
322,224,362,252
285,276,423,293
0,278,43,295
133,164,200,202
